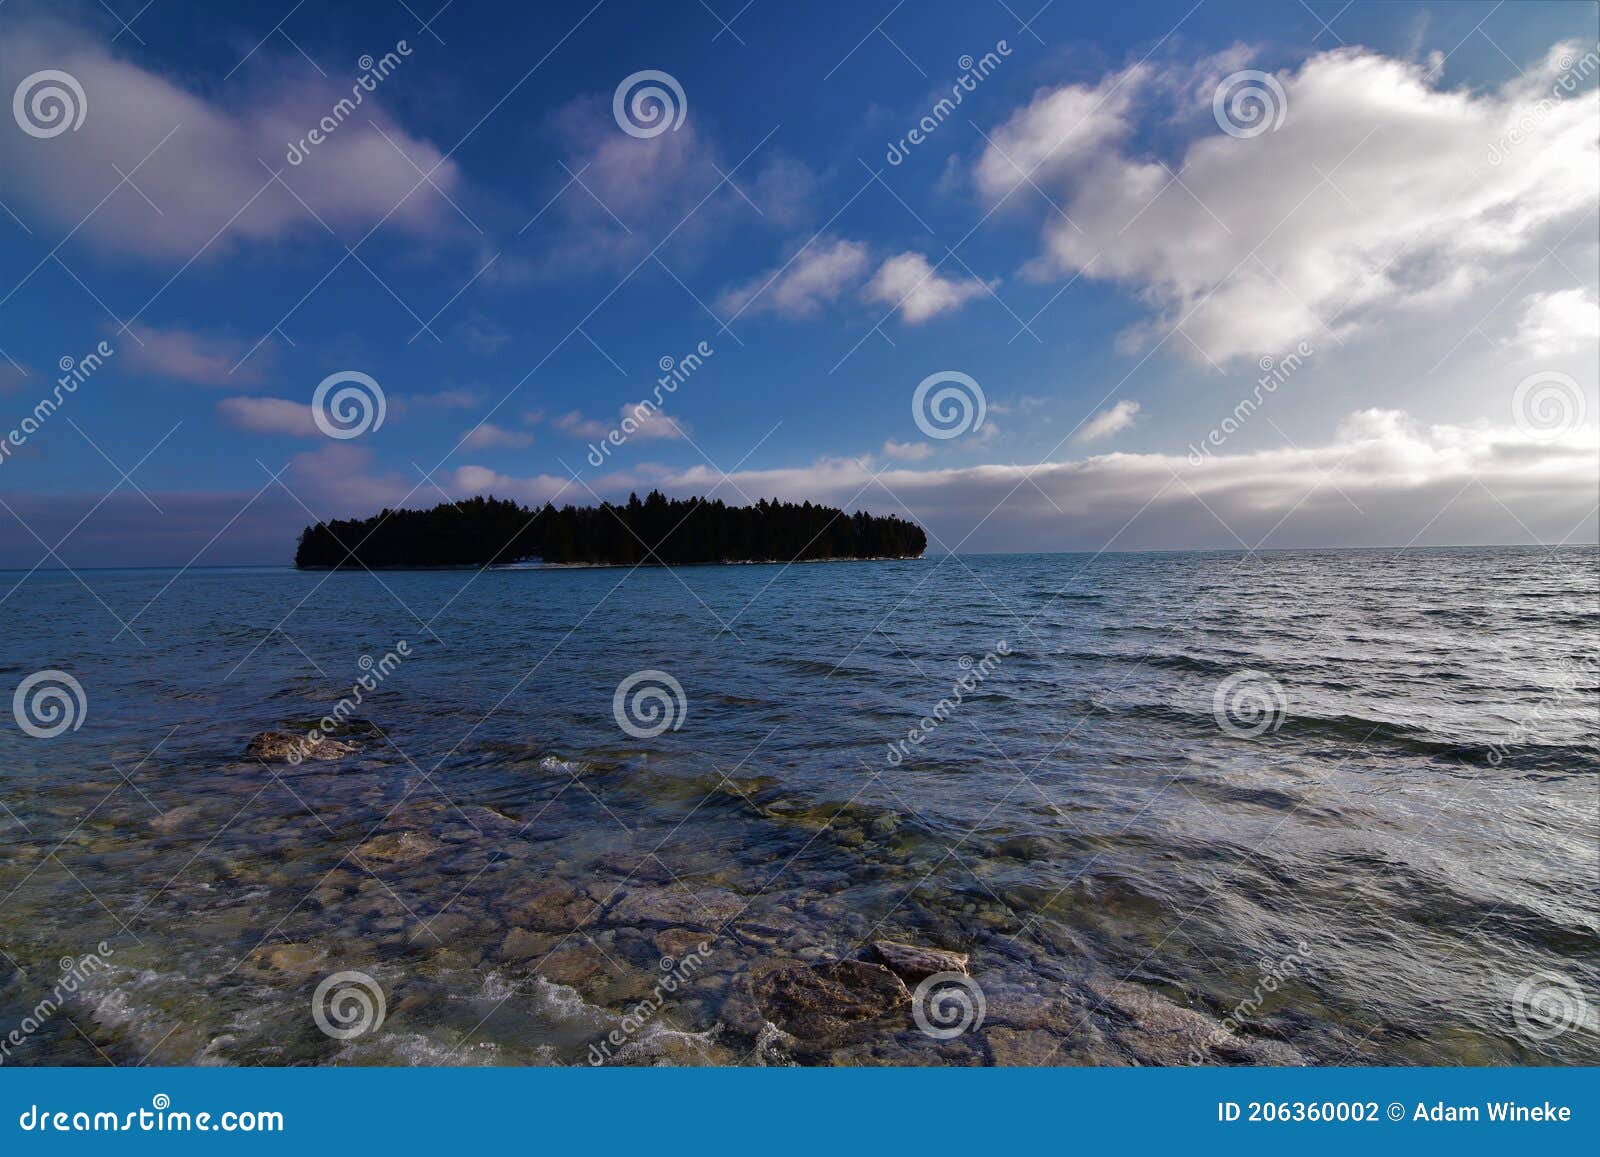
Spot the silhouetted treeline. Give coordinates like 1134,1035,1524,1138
293,491,927,568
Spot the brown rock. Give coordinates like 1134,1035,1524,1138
506,883,595,932
1083,978,1307,1066
871,939,969,983
245,731,355,762
539,943,604,987
654,927,716,962
985,1026,1068,1066
354,831,443,864
751,959,911,1042
244,942,325,977
499,927,551,961
147,804,206,835
608,886,744,930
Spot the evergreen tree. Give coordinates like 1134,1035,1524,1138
293,492,928,569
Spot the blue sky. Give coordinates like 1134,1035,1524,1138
0,0,1596,565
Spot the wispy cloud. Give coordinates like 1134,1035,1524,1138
461,421,533,449
1075,399,1141,442
716,237,870,320
216,396,317,437
126,325,260,386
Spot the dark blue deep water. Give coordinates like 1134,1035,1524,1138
1,547,1596,1065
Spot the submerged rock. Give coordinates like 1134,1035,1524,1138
751,959,911,1042
506,882,596,933
607,886,744,930
1080,978,1307,1066
355,831,443,864
147,804,207,835
245,731,355,763
243,942,326,977
871,939,969,983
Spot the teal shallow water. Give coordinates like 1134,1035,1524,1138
0,547,1595,1065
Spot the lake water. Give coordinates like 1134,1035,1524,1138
1,547,1595,1066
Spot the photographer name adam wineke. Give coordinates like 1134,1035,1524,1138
1415,1101,1573,1123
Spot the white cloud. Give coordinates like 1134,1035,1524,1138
551,405,687,443
882,438,933,461
1512,288,1600,357
532,99,812,277
975,66,1144,201
864,252,994,323
552,410,611,439
617,402,687,440
716,237,870,320
438,410,1597,552
0,21,462,261
216,396,318,437
461,422,533,450
979,42,1600,363
126,326,258,385
8,410,1593,568
1076,399,1141,442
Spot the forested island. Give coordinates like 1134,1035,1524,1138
293,492,928,569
